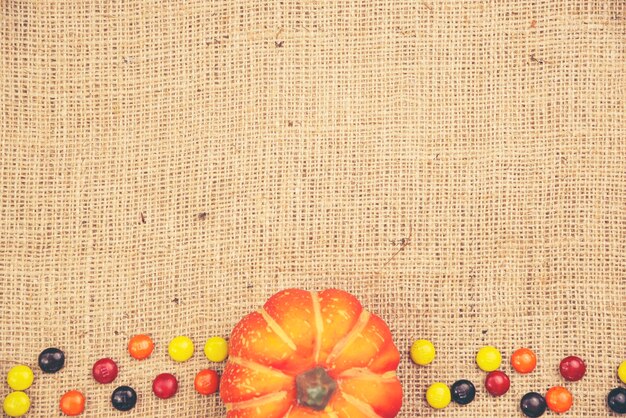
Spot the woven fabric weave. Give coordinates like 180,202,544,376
1,0,624,416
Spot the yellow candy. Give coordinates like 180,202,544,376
204,337,229,362
7,365,34,391
168,336,194,362
410,339,436,366
618,360,626,384
476,346,502,372
3,392,31,417
426,382,451,409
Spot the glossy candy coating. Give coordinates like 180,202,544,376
520,392,547,417
194,369,219,395
559,356,586,381
168,336,194,362
128,335,154,360
511,348,537,374
545,386,573,413
7,365,34,391
3,391,30,417
476,346,502,372
204,337,229,362
607,387,626,414
410,340,436,366
152,373,178,399
426,382,451,409
59,390,85,416
451,380,475,405
38,347,65,373
92,358,118,384
619,361,626,384
485,371,510,397
111,386,137,411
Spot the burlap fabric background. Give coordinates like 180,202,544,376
1,0,625,416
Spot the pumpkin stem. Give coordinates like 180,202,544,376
295,366,337,411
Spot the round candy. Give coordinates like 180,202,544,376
128,334,154,360
608,387,626,414
194,369,219,395
484,371,510,397
545,386,573,413
425,382,451,409
59,390,85,416
38,347,65,373
204,337,229,362
559,356,586,381
111,386,137,411
169,336,194,362
476,346,502,372
92,358,118,384
410,339,436,366
511,348,537,374
152,373,178,399
450,380,475,405
3,391,30,417
7,365,34,391
520,392,547,417
617,360,626,384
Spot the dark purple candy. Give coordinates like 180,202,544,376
38,347,65,373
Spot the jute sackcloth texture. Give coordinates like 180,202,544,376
1,0,624,416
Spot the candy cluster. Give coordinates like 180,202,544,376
410,340,626,416
3,334,625,416
2,335,227,416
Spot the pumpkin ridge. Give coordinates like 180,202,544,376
225,390,289,411
281,406,339,418
322,406,340,418
325,310,371,365
230,356,295,379
310,291,323,363
338,368,397,381
339,392,384,418
259,307,298,352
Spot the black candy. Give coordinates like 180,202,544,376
38,347,65,373
451,380,476,405
111,386,137,411
520,392,547,417
608,387,626,414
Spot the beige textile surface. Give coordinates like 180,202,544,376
1,0,625,416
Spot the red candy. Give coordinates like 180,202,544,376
559,356,586,381
485,371,510,397
152,373,178,399
92,358,118,384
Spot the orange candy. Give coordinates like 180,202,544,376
511,348,537,374
128,334,154,360
194,369,219,395
59,390,85,416
546,386,573,413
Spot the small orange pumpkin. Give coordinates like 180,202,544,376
220,288,403,417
